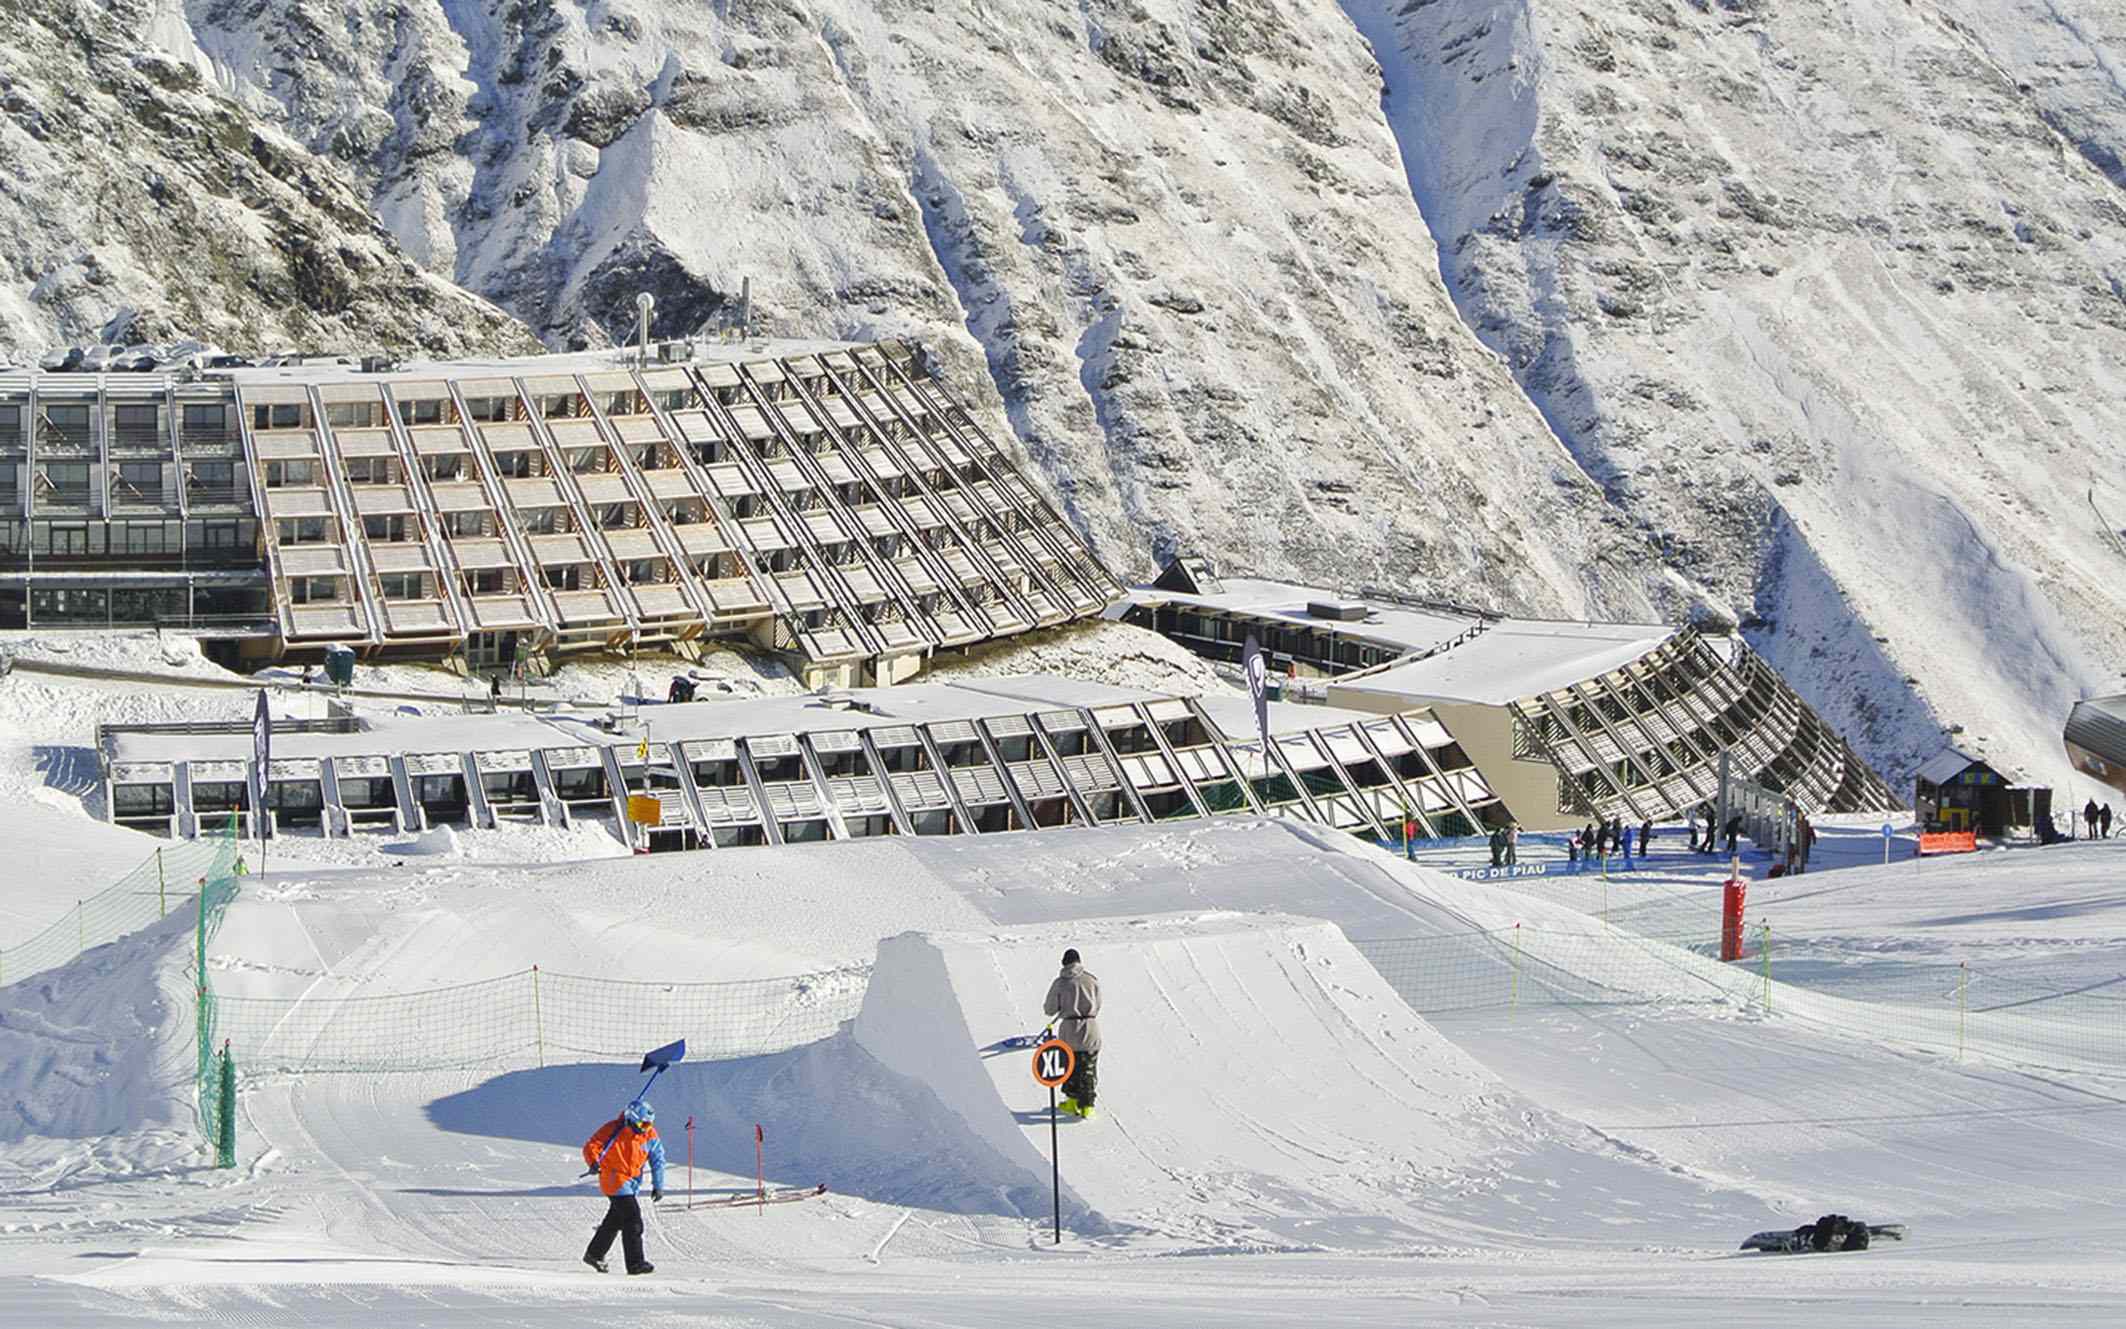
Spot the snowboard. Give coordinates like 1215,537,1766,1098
677,1184,827,1211
1742,1221,1906,1253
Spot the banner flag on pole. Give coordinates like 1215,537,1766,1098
251,688,271,817
1243,633,1270,767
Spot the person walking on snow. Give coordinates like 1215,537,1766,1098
2085,799,2100,840
1505,822,1520,866
1619,821,1635,868
1045,948,1102,1120
2102,804,2114,839
582,1101,667,1275
1639,819,1654,855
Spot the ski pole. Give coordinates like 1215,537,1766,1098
756,1123,765,1214
686,1116,695,1211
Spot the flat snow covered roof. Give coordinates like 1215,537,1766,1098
104,675,1176,766
1120,577,1480,656
219,339,872,390
1329,620,1675,707
4,339,886,397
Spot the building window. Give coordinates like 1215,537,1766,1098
41,404,90,438
114,784,175,817
182,404,226,435
118,523,173,556
113,404,160,435
116,462,161,501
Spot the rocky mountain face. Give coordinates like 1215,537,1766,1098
6,0,2123,786
0,0,532,357
1345,0,2126,786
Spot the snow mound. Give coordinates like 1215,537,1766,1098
384,825,459,857
847,911,1501,1240
0,909,195,1147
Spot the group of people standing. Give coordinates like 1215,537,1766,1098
1567,817,1654,868
2083,799,2116,839
1487,822,1521,867
1687,804,1746,857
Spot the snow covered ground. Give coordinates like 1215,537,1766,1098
4,812,2126,1323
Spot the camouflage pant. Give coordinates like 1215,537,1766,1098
1063,1048,1099,1109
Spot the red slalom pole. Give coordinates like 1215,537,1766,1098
685,1116,695,1211
755,1123,765,1214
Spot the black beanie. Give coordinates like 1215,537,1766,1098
1062,948,1081,966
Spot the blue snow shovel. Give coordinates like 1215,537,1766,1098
581,1038,686,1176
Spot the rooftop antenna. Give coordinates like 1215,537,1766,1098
635,292,654,364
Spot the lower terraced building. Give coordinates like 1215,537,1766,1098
96,676,1510,849
2,339,1116,686
1118,561,1900,829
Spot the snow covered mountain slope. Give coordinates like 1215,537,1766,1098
0,0,535,356
1345,0,2126,785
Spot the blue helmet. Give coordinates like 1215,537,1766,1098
624,1101,655,1128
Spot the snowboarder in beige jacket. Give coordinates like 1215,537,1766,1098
1044,949,1102,1119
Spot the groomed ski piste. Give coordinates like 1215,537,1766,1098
6,667,2126,1322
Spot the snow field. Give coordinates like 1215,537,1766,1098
9,813,2126,1320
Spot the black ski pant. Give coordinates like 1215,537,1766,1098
587,1194,646,1270
1063,1048,1099,1109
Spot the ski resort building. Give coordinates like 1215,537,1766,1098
1,340,1116,686
1119,561,1899,830
96,675,1509,848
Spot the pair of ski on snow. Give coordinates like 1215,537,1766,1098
581,1039,827,1216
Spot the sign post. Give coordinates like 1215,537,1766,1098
1030,1037,1076,1246
1881,822,1893,867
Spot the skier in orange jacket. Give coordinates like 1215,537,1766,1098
581,1101,667,1275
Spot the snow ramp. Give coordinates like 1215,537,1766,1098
852,911,1509,1245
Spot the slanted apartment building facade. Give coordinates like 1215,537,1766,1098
1,340,1116,686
